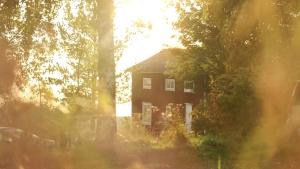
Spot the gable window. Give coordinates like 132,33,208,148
184,80,195,93
142,102,152,125
143,78,151,89
165,79,175,91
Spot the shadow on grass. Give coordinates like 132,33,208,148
115,138,206,169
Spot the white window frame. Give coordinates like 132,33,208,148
165,79,175,91
143,78,152,89
184,80,195,93
142,102,152,125
165,103,173,114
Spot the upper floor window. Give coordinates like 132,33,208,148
143,78,151,89
184,80,195,93
165,79,175,91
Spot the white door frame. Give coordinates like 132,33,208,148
185,103,193,132
142,102,152,126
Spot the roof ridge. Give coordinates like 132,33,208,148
127,48,183,72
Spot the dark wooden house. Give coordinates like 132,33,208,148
129,49,204,131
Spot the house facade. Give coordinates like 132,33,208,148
130,49,204,131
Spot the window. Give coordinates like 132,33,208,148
165,79,175,91
142,102,152,125
184,80,195,93
143,78,151,89
165,103,172,114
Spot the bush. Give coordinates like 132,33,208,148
159,104,190,147
117,104,191,148
197,135,228,160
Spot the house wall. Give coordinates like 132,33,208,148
131,72,203,127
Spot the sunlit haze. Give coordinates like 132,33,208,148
114,0,181,116
114,0,181,72
2,1,300,168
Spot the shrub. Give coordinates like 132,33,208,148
159,104,190,147
197,135,228,160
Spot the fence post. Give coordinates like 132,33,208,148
218,155,222,169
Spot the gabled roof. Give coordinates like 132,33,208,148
128,48,183,73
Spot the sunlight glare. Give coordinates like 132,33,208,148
114,0,180,72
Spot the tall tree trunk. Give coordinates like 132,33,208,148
96,0,116,145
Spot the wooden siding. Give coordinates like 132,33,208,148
132,72,203,127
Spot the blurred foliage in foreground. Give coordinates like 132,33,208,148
166,0,300,168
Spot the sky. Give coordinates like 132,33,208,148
114,0,181,72
114,0,181,116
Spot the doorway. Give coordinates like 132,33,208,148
185,103,192,132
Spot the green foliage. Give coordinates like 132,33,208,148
117,104,190,149
191,68,259,142
0,0,117,111
196,135,228,160
159,104,189,146
166,0,286,163
0,0,117,152
117,117,162,149
116,72,131,104
0,0,60,97
0,39,17,95
167,1,300,168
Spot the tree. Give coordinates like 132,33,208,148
168,0,300,163
96,0,116,143
167,0,256,136
0,0,117,145
0,38,17,96
0,0,63,105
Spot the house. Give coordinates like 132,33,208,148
129,49,204,132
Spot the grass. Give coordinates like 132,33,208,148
0,117,206,169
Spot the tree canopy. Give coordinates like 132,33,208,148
167,0,300,163
0,0,116,144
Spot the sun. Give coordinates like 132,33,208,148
114,0,165,35
114,0,180,72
